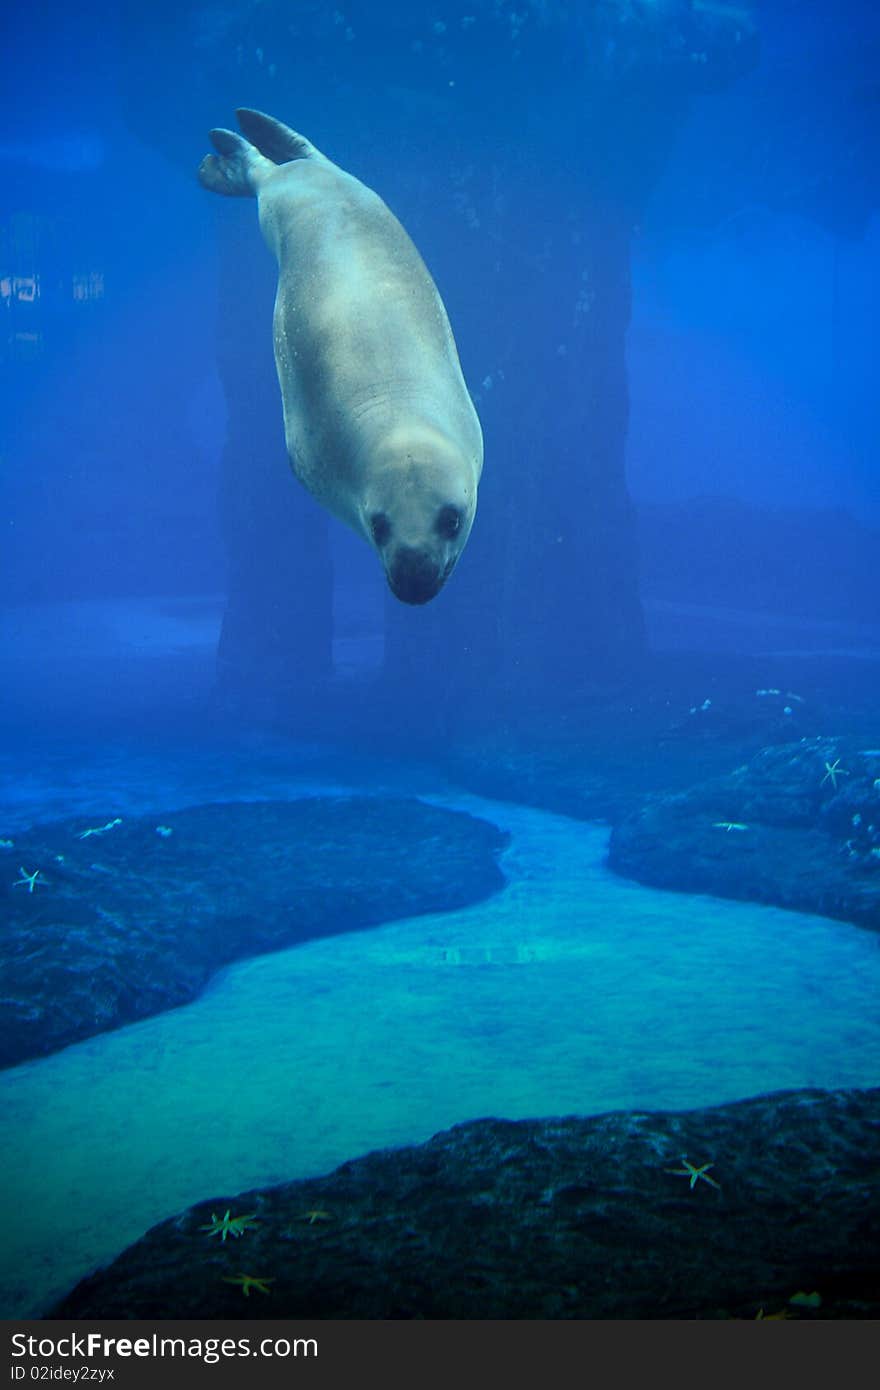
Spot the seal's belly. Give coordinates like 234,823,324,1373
272,244,475,510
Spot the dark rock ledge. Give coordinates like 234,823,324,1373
51,1087,880,1320
609,739,880,933
0,798,508,1069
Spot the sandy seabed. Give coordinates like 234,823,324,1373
2,772,879,1317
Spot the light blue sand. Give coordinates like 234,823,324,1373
1,789,879,1317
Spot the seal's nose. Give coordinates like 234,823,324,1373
387,546,443,605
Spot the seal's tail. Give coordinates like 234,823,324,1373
198,109,319,197
236,109,319,163
198,128,270,197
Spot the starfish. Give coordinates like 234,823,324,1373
821,759,849,790
665,1155,721,1190
77,818,122,840
223,1273,274,1297
199,1209,259,1241
301,1209,331,1224
713,822,748,832
789,1290,822,1309
14,867,44,894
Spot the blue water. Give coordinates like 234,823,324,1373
3,0,879,1323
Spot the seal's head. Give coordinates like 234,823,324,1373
361,429,479,605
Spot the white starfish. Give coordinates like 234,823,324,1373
77,818,122,840
13,867,44,894
821,759,849,790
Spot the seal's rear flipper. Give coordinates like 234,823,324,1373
236,109,321,165
198,127,274,197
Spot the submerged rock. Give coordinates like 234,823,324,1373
0,798,508,1069
609,739,880,933
50,1087,880,1319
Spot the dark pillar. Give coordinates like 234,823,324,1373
212,206,333,714
380,12,758,714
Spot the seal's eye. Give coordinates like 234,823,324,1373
436,505,462,539
370,512,391,546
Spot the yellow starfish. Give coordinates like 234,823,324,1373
223,1273,274,1297
199,1209,259,1241
664,1155,721,1190
301,1209,331,1224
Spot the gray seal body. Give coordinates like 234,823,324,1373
199,108,483,605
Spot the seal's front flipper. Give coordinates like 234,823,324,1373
236,108,322,165
198,127,274,197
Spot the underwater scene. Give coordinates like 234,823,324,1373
1,0,879,1323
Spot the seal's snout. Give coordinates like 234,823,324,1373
387,546,444,605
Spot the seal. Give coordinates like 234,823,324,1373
199,109,483,605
